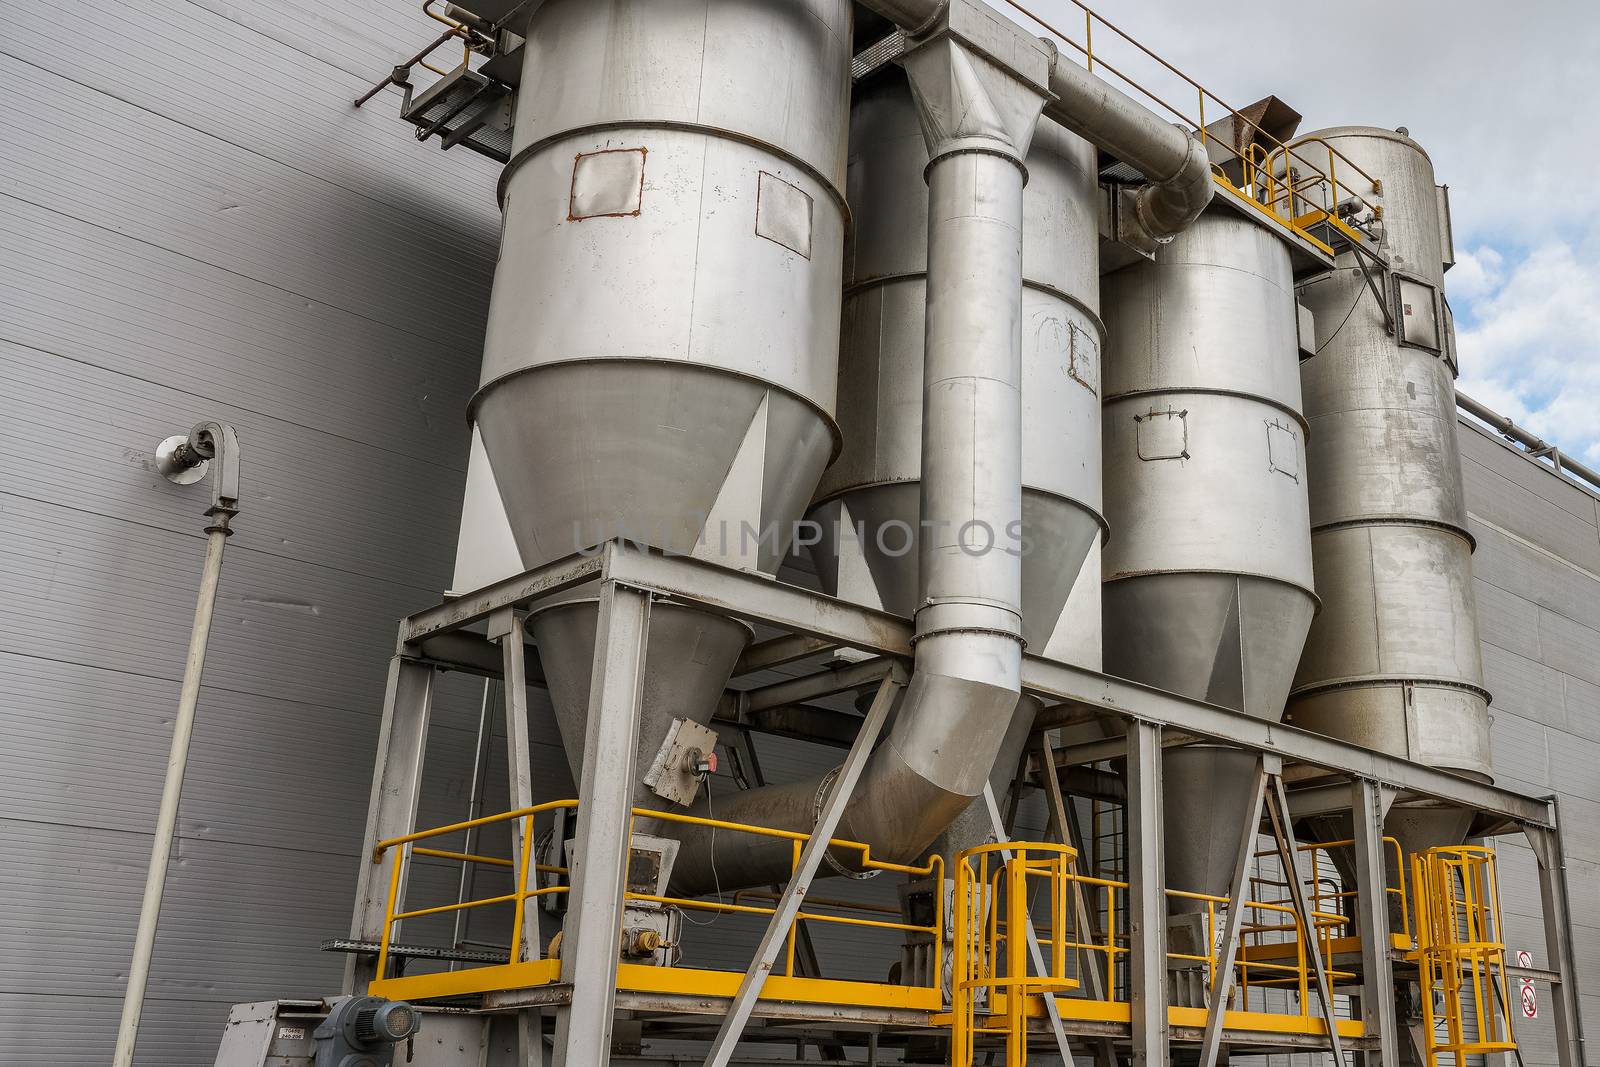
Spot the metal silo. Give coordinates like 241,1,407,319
810,68,1103,661
1289,126,1492,852
807,69,1104,854
472,0,851,811
1101,213,1318,914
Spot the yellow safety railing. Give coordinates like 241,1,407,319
953,843,1080,1067
1411,846,1517,1067
940,845,1358,1058
1000,0,1382,255
370,800,943,997
1253,836,1413,945
419,0,478,76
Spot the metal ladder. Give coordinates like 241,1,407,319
1411,846,1518,1067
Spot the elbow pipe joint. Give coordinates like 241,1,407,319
1129,132,1214,246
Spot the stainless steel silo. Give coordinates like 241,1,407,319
1101,213,1318,912
806,69,1105,854
471,0,851,812
1289,127,1491,852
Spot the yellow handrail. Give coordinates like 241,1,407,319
999,0,1382,254
954,842,1080,1067
372,799,944,992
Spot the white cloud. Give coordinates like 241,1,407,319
1456,242,1600,463
1447,247,1504,305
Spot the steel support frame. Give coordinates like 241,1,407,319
490,608,547,1067
702,670,905,1067
1526,808,1587,1067
1126,721,1169,1067
1265,774,1344,1064
398,542,1551,829
1197,755,1273,1067
346,655,435,994
552,581,652,1067
1352,779,1400,1067
344,540,1580,1063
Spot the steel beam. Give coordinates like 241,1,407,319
740,658,896,712
492,609,546,1067
400,545,1557,827
400,551,602,645
1351,779,1399,1067
1526,811,1587,1067
1197,756,1273,1067
734,634,839,674
1020,654,1552,827
1125,721,1168,1067
551,582,651,1067
701,671,905,1067
601,544,912,657
1266,776,1344,1064
491,608,542,962
345,656,434,993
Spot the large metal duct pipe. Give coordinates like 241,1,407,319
856,0,1214,246
671,20,1055,893
1100,213,1317,961
810,69,1105,865
1289,127,1492,853
470,0,851,815
1039,46,1213,246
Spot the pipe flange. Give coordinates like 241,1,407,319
813,767,879,881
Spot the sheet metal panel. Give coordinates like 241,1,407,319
0,340,464,588
1462,418,1600,526
0,0,500,1060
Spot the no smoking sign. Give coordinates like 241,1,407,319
1518,950,1538,1019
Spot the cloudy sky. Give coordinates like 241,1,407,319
1002,0,1600,464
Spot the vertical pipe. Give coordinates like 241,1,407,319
113,525,228,1067
914,141,1027,682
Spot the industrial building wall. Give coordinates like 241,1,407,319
1458,418,1600,1066
0,1,503,1063
4,6,1600,1067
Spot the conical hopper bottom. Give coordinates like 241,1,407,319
1103,573,1317,720
1104,571,1316,981
527,596,752,816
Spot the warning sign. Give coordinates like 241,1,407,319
1518,950,1538,1019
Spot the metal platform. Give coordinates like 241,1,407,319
340,539,1585,1067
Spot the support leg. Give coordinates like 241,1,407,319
551,582,651,1067
345,656,435,993
490,608,544,1067
490,609,541,963
701,670,905,1067
1526,811,1587,1067
1352,778,1399,1067
1266,774,1345,1062
1197,756,1274,1067
1126,720,1169,1067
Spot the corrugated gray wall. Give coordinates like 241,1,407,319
1458,418,1600,1067
3,4,1598,1065
0,1,503,1062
